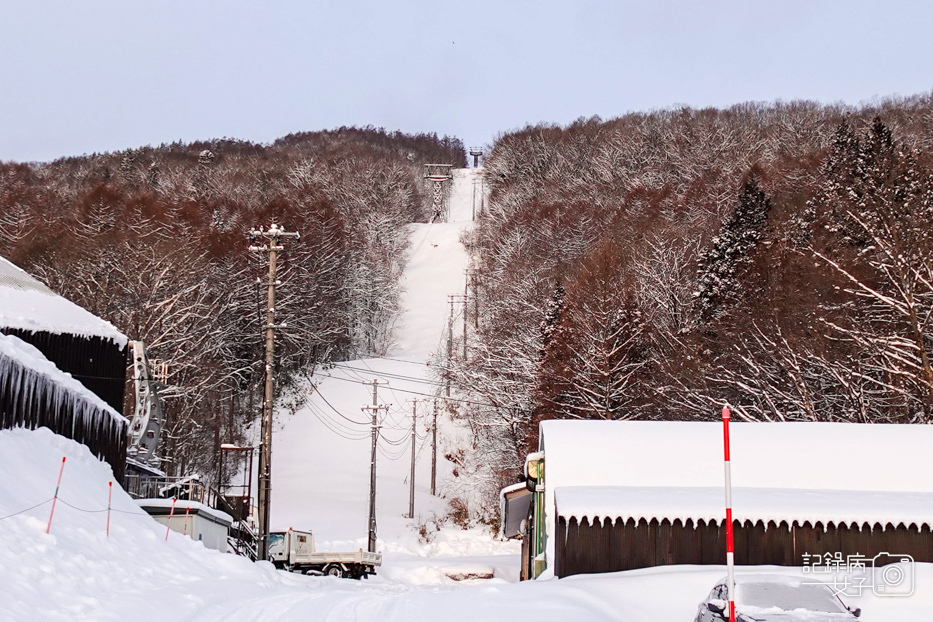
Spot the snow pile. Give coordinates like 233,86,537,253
0,255,127,347
556,486,933,530
0,332,126,425
0,427,287,621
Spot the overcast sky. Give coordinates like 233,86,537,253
2,0,932,162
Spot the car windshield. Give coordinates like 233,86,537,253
736,582,847,613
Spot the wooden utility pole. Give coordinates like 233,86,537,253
407,398,420,518
249,223,298,562
363,379,388,553
431,399,438,496
465,269,479,330
446,296,455,397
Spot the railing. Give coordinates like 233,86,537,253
123,474,218,505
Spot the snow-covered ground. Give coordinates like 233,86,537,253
5,168,933,620
4,427,933,621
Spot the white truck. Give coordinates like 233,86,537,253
267,529,382,579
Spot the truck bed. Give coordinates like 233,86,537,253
294,550,382,567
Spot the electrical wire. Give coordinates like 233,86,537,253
330,362,447,389
312,385,370,426
358,354,433,366
307,402,370,441
320,373,499,407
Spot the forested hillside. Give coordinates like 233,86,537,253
0,127,464,479
449,96,933,498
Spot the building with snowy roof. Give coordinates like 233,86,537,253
0,256,128,479
502,419,933,580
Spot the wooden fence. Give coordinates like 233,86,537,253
555,516,933,578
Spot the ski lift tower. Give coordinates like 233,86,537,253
424,164,453,222
468,147,483,168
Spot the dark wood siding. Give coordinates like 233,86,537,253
1,330,127,480
1,328,127,413
555,516,933,578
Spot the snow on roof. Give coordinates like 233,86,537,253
0,255,127,347
136,498,233,526
555,486,933,531
0,333,126,425
538,419,933,564
539,419,933,493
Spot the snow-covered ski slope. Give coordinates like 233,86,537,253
271,168,496,562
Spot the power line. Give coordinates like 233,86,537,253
312,386,370,426
357,354,434,366
330,362,446,388
320,373,500,408
305,401,370,440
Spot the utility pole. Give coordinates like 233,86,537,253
465,269,479,330
363,379,388,553
446,296,455,397
431,399,438,496
249,223,299,562
449,294,470,362
407,398,420,518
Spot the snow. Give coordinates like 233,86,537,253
0,332,127,425
137,497,234,525
556,486,933,530
539,419,933,567
734,575,850,614
0,255,128,347
4,426,933,620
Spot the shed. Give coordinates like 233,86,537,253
0,256,129,478
504,420,933,579
138,498,233,551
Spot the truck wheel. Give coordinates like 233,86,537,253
325,565,344,578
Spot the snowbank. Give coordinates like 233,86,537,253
0,255,127,347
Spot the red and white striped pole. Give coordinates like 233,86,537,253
165,497,177,541
722,405,736,621
182,505,191,536
46,457,66,534
106,481,113,538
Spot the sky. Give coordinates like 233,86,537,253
1,0,932,163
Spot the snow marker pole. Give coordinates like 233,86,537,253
182,504,191,536
106,481,112,538
165,497,177,541
722,405,736,621
46,457,66,534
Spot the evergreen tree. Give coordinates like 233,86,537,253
694,175,772,322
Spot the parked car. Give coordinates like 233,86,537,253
694,574,861,621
